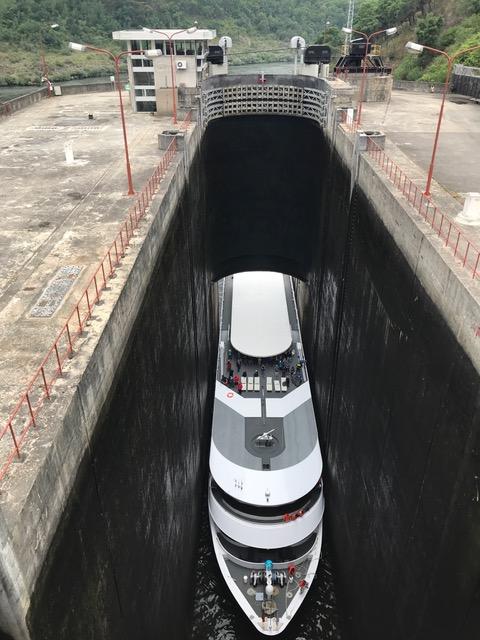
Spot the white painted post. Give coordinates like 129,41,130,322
64,141,74,164
456,193,480,226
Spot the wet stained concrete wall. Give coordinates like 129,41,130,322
26,147,218,640
295,152,480,637
23,114,480,640
205,116,324,281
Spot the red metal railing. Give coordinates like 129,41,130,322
338,108,360,134
365,136,480,280
0,134,180,483
179,109,193,130
338,111,480,280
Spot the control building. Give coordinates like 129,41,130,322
112,29,217,114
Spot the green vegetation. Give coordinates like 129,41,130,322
354,0,480,83
1,0,478,86
0,0,350,85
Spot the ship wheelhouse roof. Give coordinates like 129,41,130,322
230,271,292,358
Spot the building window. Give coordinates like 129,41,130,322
134,72,154,86
136,101,156,112
135,88,155,97
132,57,153,68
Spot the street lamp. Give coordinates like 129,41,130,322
40,23,60,97
141,24,198,124
342,26,397,125
323,20,331,43
405,41,480,196
290,36,306,75
69,42,161,195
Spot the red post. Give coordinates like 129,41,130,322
454,233,460,257
8,422,21,458
76,305,83,332
473,253,480,279
94,274,100,301
114,56,136,195
54,344,63,374
424,57,451,197
143,26,198,124
350,27,397,126
356,34,370,126
73,45,141,196
169,43,178,124
26,394,36,428
41,366,50,399
40,49,52,98
446,222,452,247
415,43,480,196
66,323,74,353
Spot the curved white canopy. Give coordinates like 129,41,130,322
231,271,291,358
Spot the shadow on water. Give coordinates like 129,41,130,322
192,496,343,640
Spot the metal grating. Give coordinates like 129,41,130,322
30,266,82,317
202,84,328,127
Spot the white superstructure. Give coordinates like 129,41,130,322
208,271,324,635
231,271,292,358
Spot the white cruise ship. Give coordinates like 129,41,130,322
208,271,325,635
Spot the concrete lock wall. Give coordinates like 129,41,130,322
0,88,48,117
296,125,480,639
26,134,218,639
0,123,217,640
204,115,326,281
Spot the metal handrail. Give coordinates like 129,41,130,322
338,113,480,280
364,136,480,279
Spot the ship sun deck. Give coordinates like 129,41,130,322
218,272,307,399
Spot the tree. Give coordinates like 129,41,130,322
416,13,444,48
354,0,382,33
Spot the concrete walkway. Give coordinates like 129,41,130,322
0,92,176,427
361,89,480,266
362,90,480,197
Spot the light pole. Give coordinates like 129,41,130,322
142,24,198,124
289,36,306,75
405,41,480,197
342,26,397,125
40,23,59,97
69,42,161,195
323,20,331,43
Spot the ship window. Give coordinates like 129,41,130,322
211,480,321,518
217,530,317,564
